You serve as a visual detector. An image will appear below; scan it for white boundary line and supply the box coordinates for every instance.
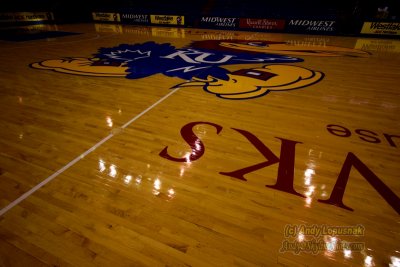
[0,88,180,217]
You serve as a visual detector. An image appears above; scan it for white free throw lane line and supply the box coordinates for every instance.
[0,88,180,217]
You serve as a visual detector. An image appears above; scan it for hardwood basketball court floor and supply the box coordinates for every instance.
[0,23,399,266]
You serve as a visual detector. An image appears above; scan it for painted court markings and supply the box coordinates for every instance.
[0,87,180,217]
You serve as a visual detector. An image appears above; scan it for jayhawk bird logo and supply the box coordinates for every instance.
[30,40,366,99]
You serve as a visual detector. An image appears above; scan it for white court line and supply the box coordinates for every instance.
[0,88,180,217]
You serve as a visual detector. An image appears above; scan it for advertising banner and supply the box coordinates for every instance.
[239,18,285,30]
[92,12,121,22]
[0,12,54,22]
[286,18,337,33]
[361,22,400,35]
[150,15,184,26]
[200,16,238,28]
[120,13,149,24]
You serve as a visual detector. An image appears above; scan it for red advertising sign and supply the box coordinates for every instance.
[239,18,285,30]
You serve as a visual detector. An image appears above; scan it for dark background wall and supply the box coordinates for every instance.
[1,0,399,21]
[0,0,399,36]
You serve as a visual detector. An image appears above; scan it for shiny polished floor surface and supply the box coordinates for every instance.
[0,23,399,266]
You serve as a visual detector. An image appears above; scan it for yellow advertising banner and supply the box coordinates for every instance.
[92,12,121,22]
[0,12,54,22]
[150,15,184,25]
[361,22,400,35]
